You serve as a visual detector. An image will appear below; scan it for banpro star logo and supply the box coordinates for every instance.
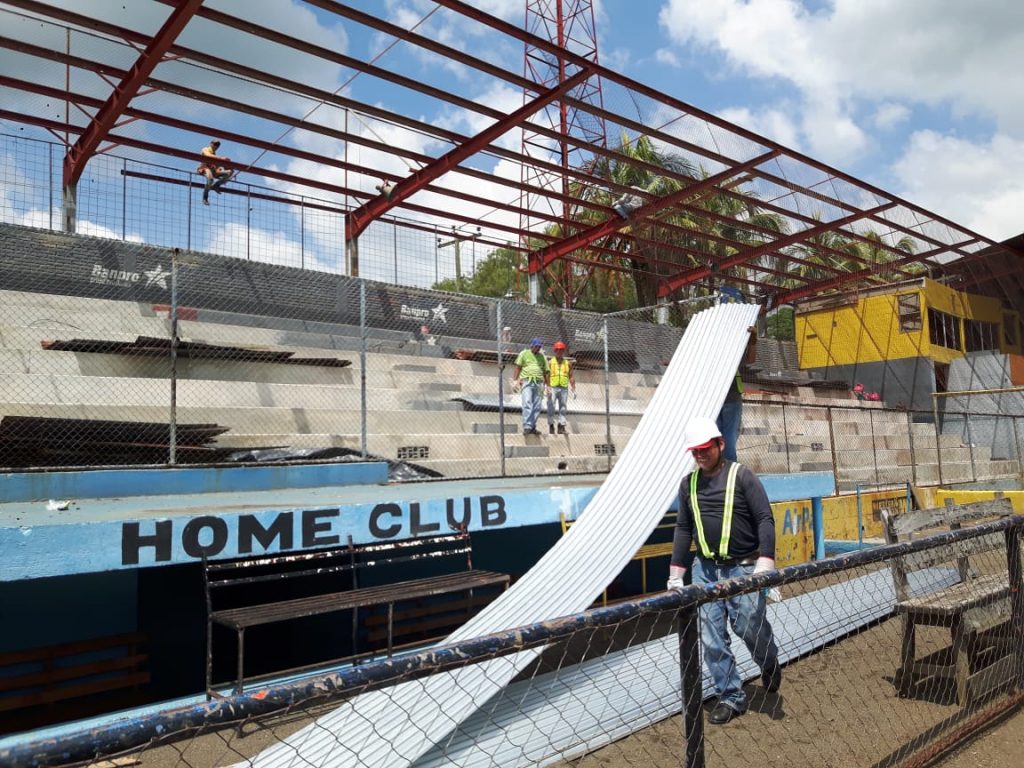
[400,301,449,325]
[89,263,170,291]
[144,265,170,290]
[430,303,449,324]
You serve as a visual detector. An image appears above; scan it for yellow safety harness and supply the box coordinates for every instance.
[690,462,742,560]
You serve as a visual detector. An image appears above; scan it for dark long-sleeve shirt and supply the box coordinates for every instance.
[671,461,775,566]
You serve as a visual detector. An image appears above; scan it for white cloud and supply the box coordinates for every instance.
[655,48,680,68]
[892,130,1024,241]
[718,106,802,153]
[204,222,305,266]
[658,0,1024,130]
[872,102,911,131]
[656,0,1024,235]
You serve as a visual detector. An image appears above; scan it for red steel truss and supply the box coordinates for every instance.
[520,0,606,308]
[0,0,1020,317]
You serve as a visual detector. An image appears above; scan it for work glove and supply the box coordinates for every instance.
[753,557,782,603]
[572,389,577,400]
[666,564,686,593]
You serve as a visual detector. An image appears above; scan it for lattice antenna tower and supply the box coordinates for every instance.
[520,0,607,307]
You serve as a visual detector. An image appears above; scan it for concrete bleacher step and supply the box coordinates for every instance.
[212,431,628,462]
[414,454,618,478]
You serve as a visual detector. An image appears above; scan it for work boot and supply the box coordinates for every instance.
[557,424,567,435]
[549,424,555,434]
[708,701,742,725]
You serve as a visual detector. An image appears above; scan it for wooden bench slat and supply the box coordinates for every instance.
[901,533,1004,572]
[212,571,510,629]
[0,671,150,712]
[891,498,1013,536]
[0,632,145,667]
[895,572,1009,616]
[363,594,496,630]
[0,653,147,693]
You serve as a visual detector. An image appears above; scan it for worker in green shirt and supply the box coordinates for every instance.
[512,338,548,435]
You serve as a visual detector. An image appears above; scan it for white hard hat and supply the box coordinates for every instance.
[683,416,722,451]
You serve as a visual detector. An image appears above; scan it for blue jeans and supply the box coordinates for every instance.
[547,386,568,427]
[520,381,542,431]
[717,401,742,462]
[693,558,779,712]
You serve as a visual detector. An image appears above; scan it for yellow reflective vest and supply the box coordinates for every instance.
[690,462,742,559]
[548,357,572,388]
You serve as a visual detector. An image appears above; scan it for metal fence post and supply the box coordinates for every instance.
[168,250,179,465]
[1004,518,1024,690]
[966,410,977,482]
[603,317,612,472]
[497,301,507,477]
[826,406,839,496]
[360,280,368,459]
[1014,416,1023,483]
[933,394,944,487]
[678,601,704,768]
[907,410,917,487]
[782,401,791,473]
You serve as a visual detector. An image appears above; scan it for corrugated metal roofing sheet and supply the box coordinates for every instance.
[417,568,959,767]
[242,302,760,768]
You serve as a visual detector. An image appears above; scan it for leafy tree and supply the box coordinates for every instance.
[432,246,520,297]
[765,306,795,340]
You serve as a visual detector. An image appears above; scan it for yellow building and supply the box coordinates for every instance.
[796,278,1022,409]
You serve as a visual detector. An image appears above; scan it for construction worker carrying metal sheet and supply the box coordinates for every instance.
[668,416,782,724]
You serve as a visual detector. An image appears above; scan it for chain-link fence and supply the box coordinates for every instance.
[739,401,1024,494]
[3,209,1023,488]
[5,502,1022,768]
[933,387,1024,488]
[0,207,720,477]
[4,132,1023,485]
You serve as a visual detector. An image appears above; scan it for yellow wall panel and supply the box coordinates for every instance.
[820,492,894,541]
[933,489,1024,514]
[797,290,927,367]
[797,280,1018,369]
[773,499,813,565]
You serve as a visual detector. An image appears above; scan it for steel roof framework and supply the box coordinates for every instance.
[0,0,1021,316]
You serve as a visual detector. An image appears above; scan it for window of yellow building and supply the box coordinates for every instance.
[928,308,961,350]
[897,293,922,332]
[965,319,998,352]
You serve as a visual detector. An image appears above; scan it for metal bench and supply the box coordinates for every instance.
[881,496,1017,704]
[203,531,509,695]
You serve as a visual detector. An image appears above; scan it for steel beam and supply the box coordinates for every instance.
[345,66,594,243]
[657,203,897,297]
[530,151,777,272]
[62,0,203,189]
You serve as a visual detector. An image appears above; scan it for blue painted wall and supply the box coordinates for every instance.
[2,471,833,582]
[0,570,137,653]
[1,462,388,504]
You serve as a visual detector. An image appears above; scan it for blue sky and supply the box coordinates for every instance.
[1,0,1022,285]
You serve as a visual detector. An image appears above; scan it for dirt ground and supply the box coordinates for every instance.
[559,609,1024,768]
[939,707,1024,767]
[107,609,1024,768]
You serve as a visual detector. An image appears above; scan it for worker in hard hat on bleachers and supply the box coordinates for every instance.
[545,341,575,435]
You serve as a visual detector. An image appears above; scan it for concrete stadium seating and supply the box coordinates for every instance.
[0,272,1018,487]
